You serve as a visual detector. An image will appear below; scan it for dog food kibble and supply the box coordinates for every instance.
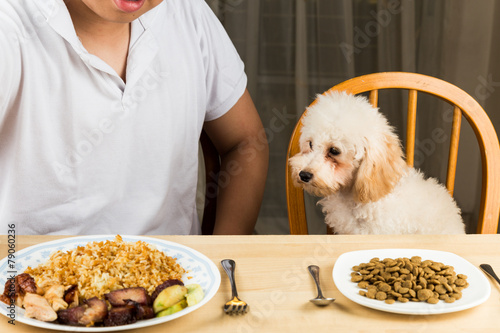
[350,256,469,305]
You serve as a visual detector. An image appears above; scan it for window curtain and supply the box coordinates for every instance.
[205,0,500,234]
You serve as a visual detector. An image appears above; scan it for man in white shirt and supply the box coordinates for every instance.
[0,0,269,235]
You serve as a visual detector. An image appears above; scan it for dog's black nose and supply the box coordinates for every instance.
[299,171,313,183]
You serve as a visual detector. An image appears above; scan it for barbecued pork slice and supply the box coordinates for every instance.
[0,294,11,305]
[0,278,17,305]
[105,287,151,306]
[57,297,108,326]
[23,293,58,322]
[103,306,137,327]
[0,274,43,306]
[151,279,184,301]
[57,305,86,325]
[16,273,40,294]
[124,299,154,320]
[79,297,108,326]
[63,285,79,308]
[44,285,68,312]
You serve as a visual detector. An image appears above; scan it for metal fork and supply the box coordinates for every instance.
[221,259,249,315]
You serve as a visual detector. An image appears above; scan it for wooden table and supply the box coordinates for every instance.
[1,234,499,332]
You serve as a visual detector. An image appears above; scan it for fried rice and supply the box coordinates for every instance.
[24,235,185,300]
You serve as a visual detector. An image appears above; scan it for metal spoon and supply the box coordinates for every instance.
[480,264,500,285]
[308,265,335,306]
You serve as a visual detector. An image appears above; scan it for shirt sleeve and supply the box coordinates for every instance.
[196,0,247,121]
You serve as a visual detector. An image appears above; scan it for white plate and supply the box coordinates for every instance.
[332,249,491,315]
[0,235,221,331]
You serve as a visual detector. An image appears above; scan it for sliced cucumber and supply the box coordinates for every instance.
[156,299,188,317]
[153,284,188,314]
[185,284,205,307]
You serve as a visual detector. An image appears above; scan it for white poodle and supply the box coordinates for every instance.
[289,91,465,234]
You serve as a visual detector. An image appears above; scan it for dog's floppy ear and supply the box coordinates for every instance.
[353,132,407,203]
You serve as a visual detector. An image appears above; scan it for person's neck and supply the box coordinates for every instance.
[65,1,131,81]
[65,0,131,42]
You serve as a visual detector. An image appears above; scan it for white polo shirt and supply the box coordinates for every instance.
[0,0,247,235]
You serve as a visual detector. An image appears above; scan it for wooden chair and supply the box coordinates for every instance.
[286,72,500,235]
[200,130,220,235]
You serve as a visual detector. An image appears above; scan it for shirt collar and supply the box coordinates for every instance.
[138,0,165,30]
[31,0,165,87]
[137,0,168,44]
[32,0,59,18]
[33,0,165,52]
[33,0,85,53]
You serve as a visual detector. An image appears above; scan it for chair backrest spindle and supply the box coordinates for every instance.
[446,106,463,196]
[406,89,418,167]
[369,90,378,106]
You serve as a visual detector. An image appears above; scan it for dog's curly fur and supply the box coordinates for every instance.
[289,91,465,234]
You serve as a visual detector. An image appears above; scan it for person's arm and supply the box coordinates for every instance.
[202,89,269,235]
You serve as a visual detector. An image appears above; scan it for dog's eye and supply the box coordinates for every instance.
[308,141,313,150]
[329,147,341,156]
